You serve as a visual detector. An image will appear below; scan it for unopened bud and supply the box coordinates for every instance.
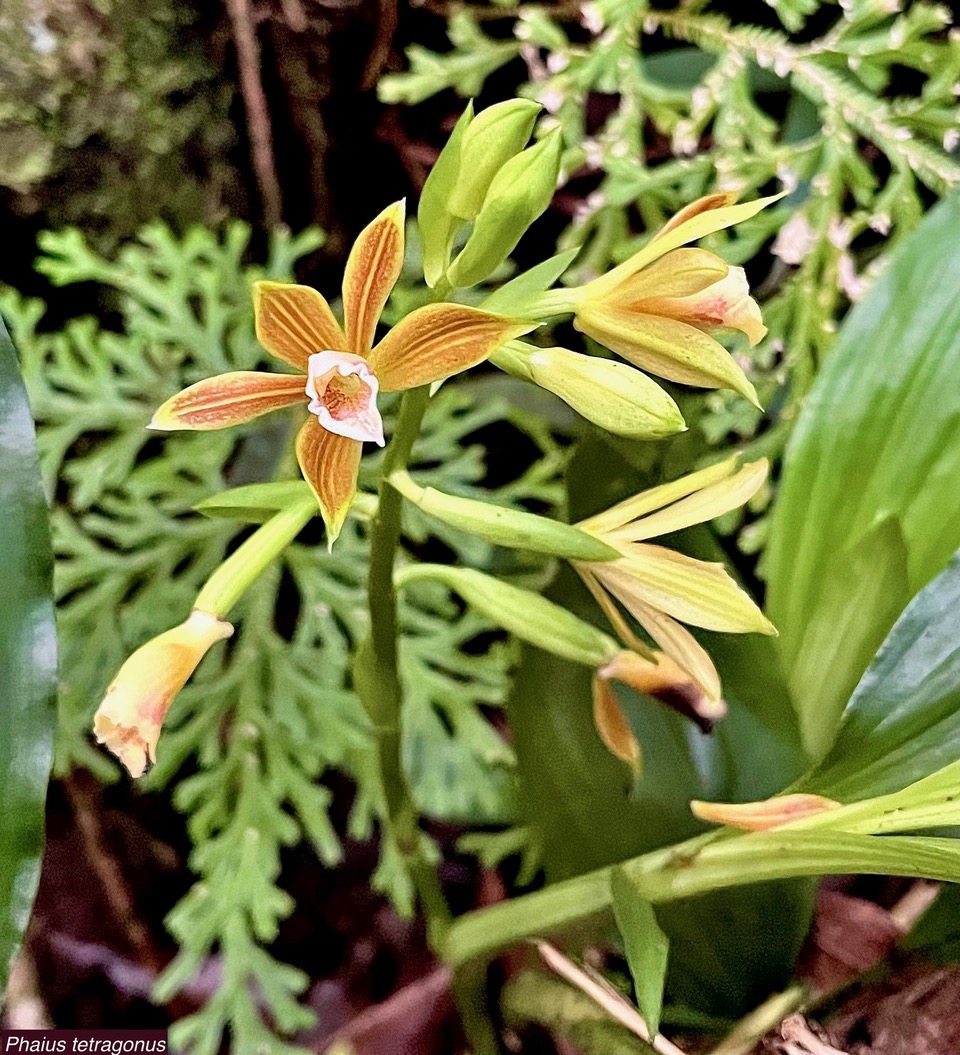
[690,793,840,832]
[448,130,563,288]
[395,564,617,668]
[492,343,686,439]
[390,470,618,562]
[448,100,542,220]
[419,102,474,288]
[600,650,725,732]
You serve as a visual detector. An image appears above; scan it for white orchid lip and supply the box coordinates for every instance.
[305,350,385,446]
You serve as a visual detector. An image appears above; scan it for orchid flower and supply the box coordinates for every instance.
[575,457,776,708]
[150,201,532,541]
[94,609,233,777]
[571,193,782,406]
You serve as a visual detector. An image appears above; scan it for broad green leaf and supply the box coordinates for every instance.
[800,551,960,800]
[766,190,960,757]
[611,869,669,1037]
[0,316,56,993]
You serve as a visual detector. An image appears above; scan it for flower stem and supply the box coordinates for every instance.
[527,287,582,318]
[354,386,452,944]
[194,496,317,618]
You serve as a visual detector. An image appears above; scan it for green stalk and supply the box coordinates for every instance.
[194,496,317,617]
[443,828,960,971]
[528,287,583,318]
[353,386,452,942]
[359,388,501,1051]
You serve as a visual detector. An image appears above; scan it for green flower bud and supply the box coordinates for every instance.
[492,342,687,440]
[418,101,474,288]
[390,470,619,561]
[447,130,563,289]
[395,564,618,668]
[448,100,542,221]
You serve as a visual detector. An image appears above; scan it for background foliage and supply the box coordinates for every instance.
[2,223,565,1049]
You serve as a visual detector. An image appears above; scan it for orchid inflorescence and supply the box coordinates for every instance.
[93,98,779,788]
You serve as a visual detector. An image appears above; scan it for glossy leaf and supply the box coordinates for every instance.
[800,552,960,800]
[0,316,56,991]
[611,868,669,1037]
[766,190,960,757]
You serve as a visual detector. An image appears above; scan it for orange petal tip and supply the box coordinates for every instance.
[690,793,840,832]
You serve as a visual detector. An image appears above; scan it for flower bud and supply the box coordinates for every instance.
[492,343,686,439]
[396,564,618,668]
[390,470,619,562]
[447,99,542,221]
[690,793,840,832]
[93,609,233,777]
[600,650,725,732]
[448,130,563,288]
[419,102,474,288]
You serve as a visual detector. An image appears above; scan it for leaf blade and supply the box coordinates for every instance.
[766,189,960,756]
[611,868,669,1037]
[0,315,57,990]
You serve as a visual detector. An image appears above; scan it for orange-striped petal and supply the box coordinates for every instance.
[295,417,362,546]
[342,201,406,354]
[253,281,347,370]
[368,304,533,392]
[150,372,306,431]
[586,192,784,298]
[632,266,767,347]
[652,193,737,244]
[615,248,729,302]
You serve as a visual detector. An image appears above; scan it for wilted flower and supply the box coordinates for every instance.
[691,793,840,832]
[592,647,726,775]
[150,201,531,542]
[571,193,781,406]
[94,609,233,777]
[575,458,776,707]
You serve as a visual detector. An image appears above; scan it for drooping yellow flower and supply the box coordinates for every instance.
[572,193,781,406]
[574,457,776,707]
[93,609,233,777]
[591,647,723,776]
[150,201,532,542]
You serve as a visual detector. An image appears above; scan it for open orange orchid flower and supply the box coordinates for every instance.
[150,201,533,541]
